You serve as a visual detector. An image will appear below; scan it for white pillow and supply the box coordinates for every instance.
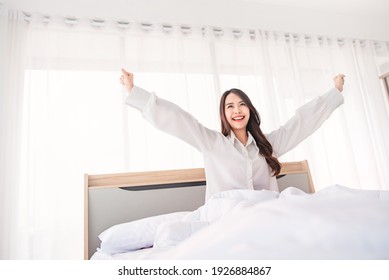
[98,211,189,254]
[153,220,209,248]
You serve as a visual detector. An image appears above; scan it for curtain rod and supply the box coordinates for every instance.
[13,10,389,47]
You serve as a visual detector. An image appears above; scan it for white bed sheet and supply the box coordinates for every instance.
[91,185,389,260]
[91,247,173,260]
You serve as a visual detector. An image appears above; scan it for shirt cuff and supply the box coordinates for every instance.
[323,87,344,109]
[125,86,152,111]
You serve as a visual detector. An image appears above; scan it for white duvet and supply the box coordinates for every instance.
[93,185,389,260]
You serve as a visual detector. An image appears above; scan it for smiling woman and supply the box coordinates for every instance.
[120,69,345,200]
[220,88,282,176]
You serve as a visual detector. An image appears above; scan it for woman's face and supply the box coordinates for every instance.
[224,93,250,133]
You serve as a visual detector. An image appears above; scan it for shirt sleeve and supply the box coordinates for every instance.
[266,87,344,157]
[125,86,219,152]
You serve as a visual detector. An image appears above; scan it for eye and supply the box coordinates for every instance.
[226,105,233,109]
[239,102,246,106]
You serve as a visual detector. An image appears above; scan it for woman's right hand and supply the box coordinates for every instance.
[333,74,345,93]
[120,68,134,93]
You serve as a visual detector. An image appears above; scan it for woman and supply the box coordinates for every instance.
[120,69,345,200]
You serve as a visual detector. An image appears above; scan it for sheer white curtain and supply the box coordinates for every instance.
[1,10,389,259]
[0,11,29,259]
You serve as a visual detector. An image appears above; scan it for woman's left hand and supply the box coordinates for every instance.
[120,68,134,93]
[334,74,345,93]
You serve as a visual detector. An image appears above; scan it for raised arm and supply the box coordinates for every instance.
[120,69,219,152]
[266,74,345,157]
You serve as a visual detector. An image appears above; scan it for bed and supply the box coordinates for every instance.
[84,160,389,260]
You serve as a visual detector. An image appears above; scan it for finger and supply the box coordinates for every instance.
[333,75,345,82]
[122,70,134,79]
[121,68,129,76]
[337,74,345,79]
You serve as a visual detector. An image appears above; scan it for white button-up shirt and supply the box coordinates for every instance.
[126,86,344,200]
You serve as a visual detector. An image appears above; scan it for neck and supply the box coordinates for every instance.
[233,129,248,145]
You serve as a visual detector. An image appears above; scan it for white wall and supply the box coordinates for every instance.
[1,0,389,41]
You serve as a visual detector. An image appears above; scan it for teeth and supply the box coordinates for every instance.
[233,116,244,120]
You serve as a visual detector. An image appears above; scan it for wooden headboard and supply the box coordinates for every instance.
[84,160,314,259]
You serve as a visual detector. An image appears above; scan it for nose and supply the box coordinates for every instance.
[234,107,241,114]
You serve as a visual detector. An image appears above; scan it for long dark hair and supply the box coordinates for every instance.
[219,88,281,176]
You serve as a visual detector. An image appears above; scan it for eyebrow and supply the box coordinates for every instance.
[225,101,245,107]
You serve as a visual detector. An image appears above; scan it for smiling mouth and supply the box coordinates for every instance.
[232,116,245,121]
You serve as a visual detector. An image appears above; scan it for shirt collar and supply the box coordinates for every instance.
[228,131,254,146]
